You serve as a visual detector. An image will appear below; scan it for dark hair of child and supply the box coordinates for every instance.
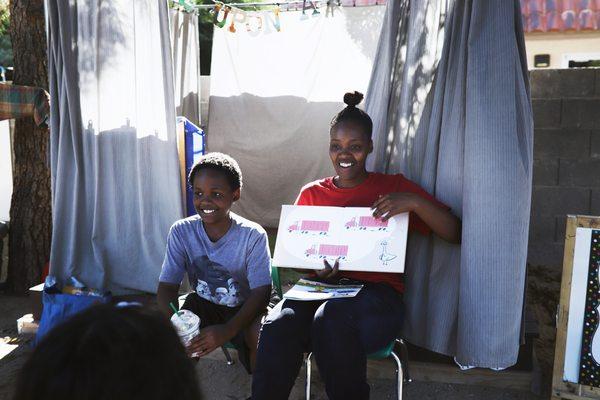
[330,91,373,139]
[13,305,202,400]
[188,152,243,191]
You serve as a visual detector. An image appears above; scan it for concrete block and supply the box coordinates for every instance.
[557,69,596,98]
[528,214,556,242]
[555,215,568,243]
[527,242,565,268]
[533,159,559,185]
[532,99,561,128]
[561,99,600,129]
[592,190,600,216]
[592,130,600,158]
[559,159,600,187]
[530,70,559,99]
[531,69,596,98]
[531,186,590,216]
[534,128,590,159]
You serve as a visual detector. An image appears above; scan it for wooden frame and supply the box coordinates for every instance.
[552,215,600,400]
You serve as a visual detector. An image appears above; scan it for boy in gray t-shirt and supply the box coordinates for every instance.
[157,153,271,372]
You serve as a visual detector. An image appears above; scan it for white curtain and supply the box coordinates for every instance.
[170,9,201,125]
[208,7,385,227]
[46,0,183,294]
[366,0,533,368]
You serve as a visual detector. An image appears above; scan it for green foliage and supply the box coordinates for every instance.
[191,0,256,74]
[195,0,215,74]
[0,0,11,67]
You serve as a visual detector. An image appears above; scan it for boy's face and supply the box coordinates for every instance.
[192,169,240,226]
[329,123,373,183]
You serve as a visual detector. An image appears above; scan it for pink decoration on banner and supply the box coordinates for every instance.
[376,0,386,4]
[354,0,377,5]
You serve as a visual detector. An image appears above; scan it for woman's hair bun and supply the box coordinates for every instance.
[343,91,364,107]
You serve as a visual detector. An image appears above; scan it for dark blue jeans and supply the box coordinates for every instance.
[251,282,403,400]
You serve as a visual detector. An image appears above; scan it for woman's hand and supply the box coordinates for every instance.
[371,192,420,221]
[314,257,340,281]
[187,324,235,357]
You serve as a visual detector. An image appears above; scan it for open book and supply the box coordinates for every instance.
[283,279,363,301]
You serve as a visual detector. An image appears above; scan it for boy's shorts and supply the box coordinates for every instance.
[181,292,258,373]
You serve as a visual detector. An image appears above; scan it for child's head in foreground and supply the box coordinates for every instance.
[329,91,374,186]
[188,152,243,224]
[13,305,201,400]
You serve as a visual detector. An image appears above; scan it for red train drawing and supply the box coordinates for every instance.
[288,220,330,235]
[345,216,388,231]
[305,244,348,260]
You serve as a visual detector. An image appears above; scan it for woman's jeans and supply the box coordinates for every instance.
[251,282,403,400]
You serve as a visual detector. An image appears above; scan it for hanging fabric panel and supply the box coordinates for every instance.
[366,0,533,368]
[46,0,183,294]
[170,8,202,125]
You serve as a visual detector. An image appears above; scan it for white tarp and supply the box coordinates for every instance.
[208,6,385,227]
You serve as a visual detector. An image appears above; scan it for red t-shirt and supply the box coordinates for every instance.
[294,172,449,293]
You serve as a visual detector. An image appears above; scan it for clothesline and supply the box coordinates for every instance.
[194,1,326,9]
[173,0,383,11]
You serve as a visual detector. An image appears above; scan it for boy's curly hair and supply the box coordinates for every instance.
[188,152,243,191]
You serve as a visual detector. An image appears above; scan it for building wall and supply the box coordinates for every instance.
[529,68,600,267]
[525,32,600,69]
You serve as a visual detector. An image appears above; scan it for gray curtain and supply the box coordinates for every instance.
[366,0,533,368]
[46,0,183,294]
[170,9,201,125]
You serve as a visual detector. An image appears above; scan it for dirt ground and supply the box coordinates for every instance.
[0,292,548,400]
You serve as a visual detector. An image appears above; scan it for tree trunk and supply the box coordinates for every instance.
[6,0,50,293]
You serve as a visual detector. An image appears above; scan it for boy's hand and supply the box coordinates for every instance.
[315,257,340,281]
[372,192,420,221]
[187,324,235,357]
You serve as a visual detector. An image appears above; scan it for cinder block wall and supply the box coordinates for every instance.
[529,68,600,267]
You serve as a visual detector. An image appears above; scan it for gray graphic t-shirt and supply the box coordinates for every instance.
[159,213,271,307]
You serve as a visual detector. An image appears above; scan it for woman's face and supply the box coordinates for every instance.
[329,122,372,187]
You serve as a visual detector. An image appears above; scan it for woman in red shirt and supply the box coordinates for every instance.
[252,92,461,400]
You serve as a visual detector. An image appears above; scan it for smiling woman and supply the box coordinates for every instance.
[328,92,373,189]
[251,92,461,399]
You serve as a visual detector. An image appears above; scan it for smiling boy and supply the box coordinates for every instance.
[157,152,271,372]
